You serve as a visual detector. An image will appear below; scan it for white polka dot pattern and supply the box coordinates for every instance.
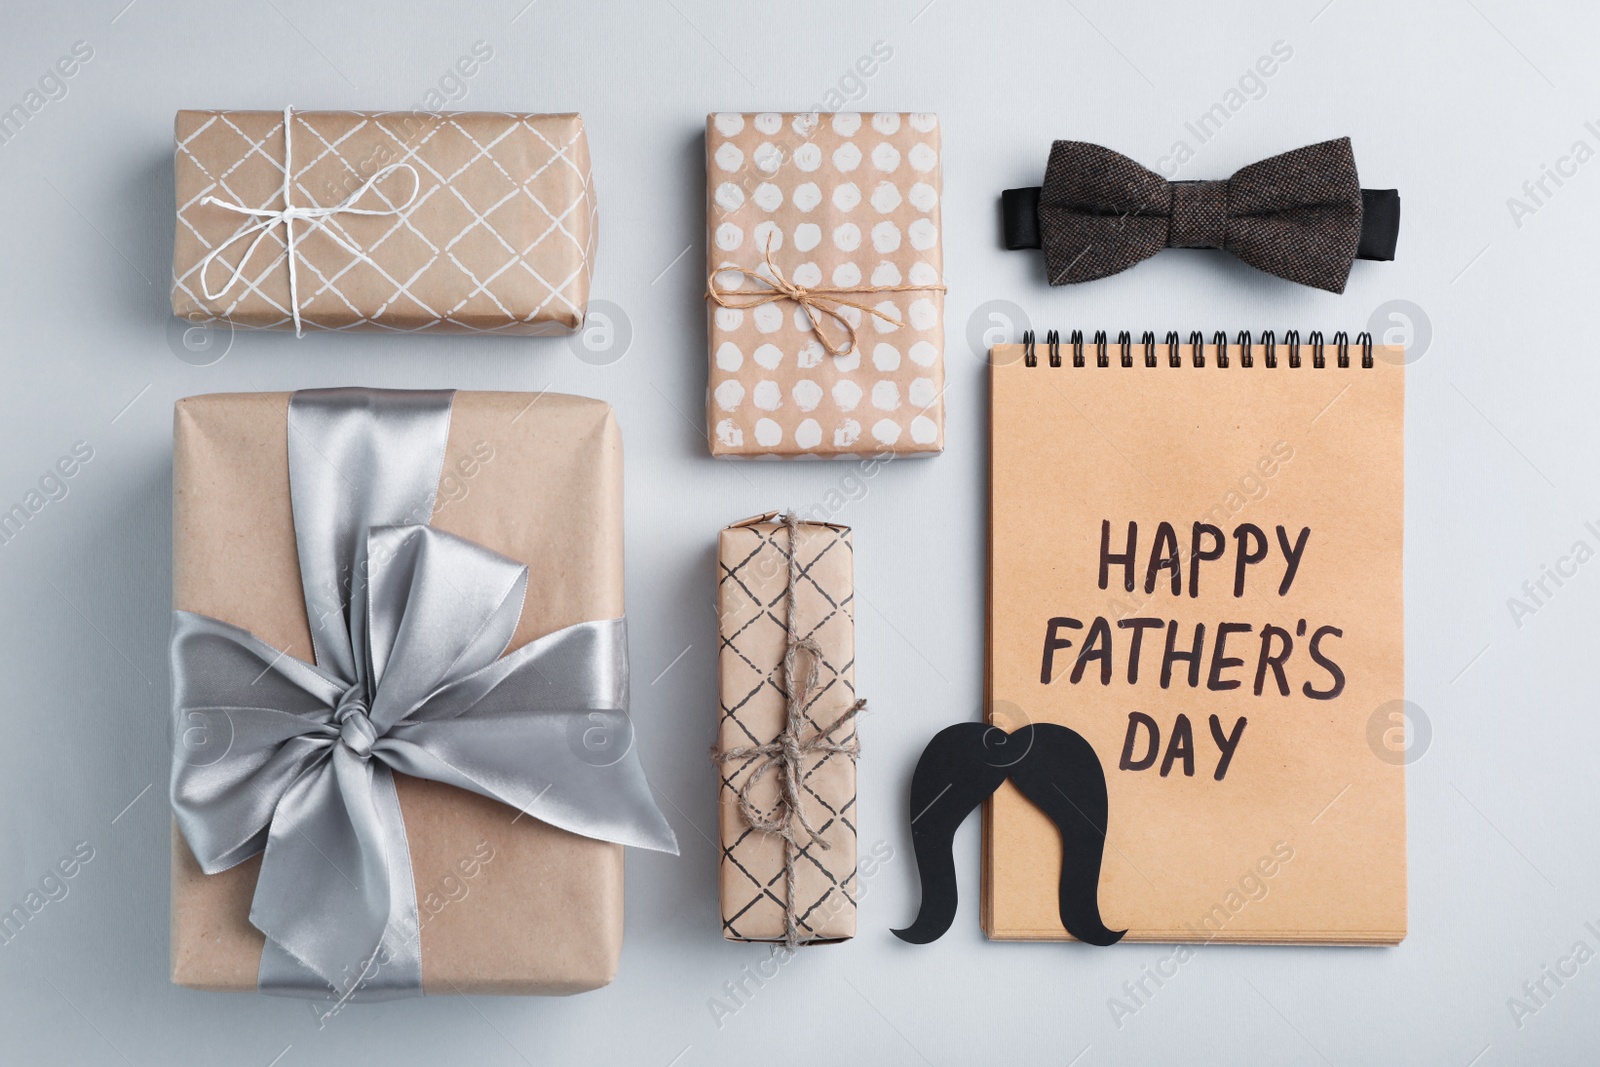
[704,113,943,457]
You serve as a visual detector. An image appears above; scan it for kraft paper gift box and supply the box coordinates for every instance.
[705,112,945,458]
[171,110,596,334]
[170,391,627,994]
[714,514,859,942]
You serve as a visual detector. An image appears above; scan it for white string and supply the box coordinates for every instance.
[197,106,421,337]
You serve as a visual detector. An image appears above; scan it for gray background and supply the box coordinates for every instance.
[0,0,1590,1063]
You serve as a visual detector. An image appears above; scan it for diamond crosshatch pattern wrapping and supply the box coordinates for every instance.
[172,110,596,334]
[716,515,859,942]
[705,112,945,457]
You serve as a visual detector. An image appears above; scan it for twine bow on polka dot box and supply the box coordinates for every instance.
[704,113,946,459]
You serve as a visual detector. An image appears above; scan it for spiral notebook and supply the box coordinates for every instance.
[983,330,1406,945]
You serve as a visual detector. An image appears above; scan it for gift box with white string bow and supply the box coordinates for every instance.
[171,109,595,335]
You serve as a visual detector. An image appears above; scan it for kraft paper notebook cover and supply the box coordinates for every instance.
[983,330,1405,945]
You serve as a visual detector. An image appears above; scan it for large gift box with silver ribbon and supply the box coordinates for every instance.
[171,109,596,335]
[168,389,675,1000]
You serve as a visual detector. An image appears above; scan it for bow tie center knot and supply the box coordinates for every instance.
[335,686,377,758]
[1167,180,1229,250]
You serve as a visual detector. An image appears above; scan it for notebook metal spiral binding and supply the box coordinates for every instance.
[1016,330,1375,368]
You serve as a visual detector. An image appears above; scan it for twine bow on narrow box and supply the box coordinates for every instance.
[713,512,864,948]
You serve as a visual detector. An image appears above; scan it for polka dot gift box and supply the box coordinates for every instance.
[704,112,944,458]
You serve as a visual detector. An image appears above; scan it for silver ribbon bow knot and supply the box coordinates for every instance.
[170,389,677,1000]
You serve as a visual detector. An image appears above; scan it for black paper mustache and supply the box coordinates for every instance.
[893,722,1124,946]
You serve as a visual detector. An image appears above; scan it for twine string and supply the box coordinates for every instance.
[713,511,864,948]
[706,238,947,357]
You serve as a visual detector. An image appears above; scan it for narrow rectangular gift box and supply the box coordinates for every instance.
[705,112,945,458]
[171,390,641,996]
[172,109,596,334]
[714,513,861,943]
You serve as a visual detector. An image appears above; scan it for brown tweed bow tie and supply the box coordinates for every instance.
[1002,137,1400,293]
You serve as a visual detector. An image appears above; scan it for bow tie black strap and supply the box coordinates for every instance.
[1001,137,1400,293]
[1011,185,1401,255]
[1001,187,1399,258]
[1356,188,1402,261]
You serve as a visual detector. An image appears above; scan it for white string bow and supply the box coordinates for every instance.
[197,106,420,337]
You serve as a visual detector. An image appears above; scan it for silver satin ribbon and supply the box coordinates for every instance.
[169,388,677,1001]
